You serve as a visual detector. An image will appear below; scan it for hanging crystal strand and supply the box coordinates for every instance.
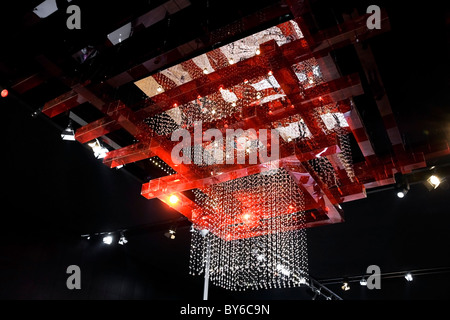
[334,114,356,183]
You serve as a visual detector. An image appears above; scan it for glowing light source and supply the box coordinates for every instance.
[169,195,179,204]
[88,139,109,159]
[103,235,113,245]
[397,191,406,198]
[1,89,8,98]
[341,281,350,291]
[428,175,441,189]
[405,273,413,282]
[61,121,75,141]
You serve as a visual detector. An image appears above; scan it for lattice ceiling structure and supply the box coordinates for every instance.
[20,1,449,291]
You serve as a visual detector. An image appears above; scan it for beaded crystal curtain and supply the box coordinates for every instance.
[189,168,309,291]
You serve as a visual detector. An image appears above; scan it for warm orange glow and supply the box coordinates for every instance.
[243,213,251,220]
[169,194,179,204]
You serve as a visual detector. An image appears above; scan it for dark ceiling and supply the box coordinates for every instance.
[1,0,450,306]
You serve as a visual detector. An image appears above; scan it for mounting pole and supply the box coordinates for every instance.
[203,236,211,300]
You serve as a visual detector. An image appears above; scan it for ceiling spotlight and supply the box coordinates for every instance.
[405,273,413,282]
[88,139,109,159]
[61,120,76,141]
[396,190,407,198]
[118,235,128,245]
[341,281,350,291]
[360,277,367,286]
[394,172,409,198]
[102,235,113,245]
[255,48,261,55]
[156,85,163,93]
[428,175,441,189]
[228,58,235,65]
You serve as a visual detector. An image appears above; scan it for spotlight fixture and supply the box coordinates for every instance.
[427,175,441,189]
[165,227,176,240]
[102,235,113,245]
[61,120,76,141]
[404,273,413,282]
[341,280,350,291]
[118,235,128,245]
[88,139,109,159]
[255,48,261,55]
[394,172,409,198]
[360,277,367,286]
[396,190,407,198]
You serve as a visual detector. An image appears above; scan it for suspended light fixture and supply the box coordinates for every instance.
[61,120,76,141]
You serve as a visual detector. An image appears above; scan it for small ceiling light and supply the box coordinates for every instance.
[169,229,176,239]
[360,278,367,286]
[428,175,441,189]
[228,58,235,65]
[405,273,413,282]
[118,234,128,245]
[156,85,163,93]
[1,89,8,98]
[255,48,261,55]
[61,121,76,141]
[169,194,179,204]
[341,281,350,291]
[256,92,261,99]
[103,235,113,245]
[203,68,209,74]
[88,139,108,159]
[397,190,407,198]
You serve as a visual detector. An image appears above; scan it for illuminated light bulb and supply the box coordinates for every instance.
[169,195,179,204]
[428,175,441,189]
[287,137,292,142]
[228,58,235,65]
[256,92,261,99]
[156,85,163,92]
[308,77,314,84]
[1,89,8,98]
[243,213,250,220]
[397,191,406,198]
[267,70,273,76]
[244,79,249,84]
[231,102,236,107]
[405,273,413,281]
[255,48,261,55]
[103,235,113,245]
[211,109,216,115]
[203,68,209,74]
[173,103,178,108]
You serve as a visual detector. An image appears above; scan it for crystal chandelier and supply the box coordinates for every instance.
[189,168,309,291]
